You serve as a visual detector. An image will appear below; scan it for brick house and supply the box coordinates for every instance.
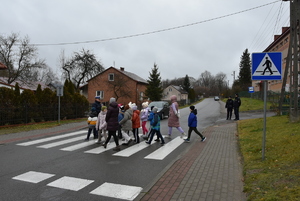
[162,85,188,105]
[84,67,148,106]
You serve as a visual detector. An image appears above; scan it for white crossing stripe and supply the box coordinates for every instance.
[47,176,94,191]
[144,136,184,160]
[90,182,142,200]
[60,140,96,151]
[17,130,86,146]
[113,142,149,157]
[84,140,122,154]
[12,171,55,183]
[37,135,86,149]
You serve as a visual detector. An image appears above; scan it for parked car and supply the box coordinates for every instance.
[214,96,220,101]
[148,101,170,119]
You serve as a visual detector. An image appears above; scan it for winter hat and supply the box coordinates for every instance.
[152,107,158,113]
[95,96,100,99]
[190,105,195,110]
[131,103,137,111]
[170,95,177,102]
[101,106,107,111]
[109,97,116,103]
[142,101,149,108]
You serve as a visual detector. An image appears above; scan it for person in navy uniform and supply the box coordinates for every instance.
[225,96,234,120]
[233,94,241,120]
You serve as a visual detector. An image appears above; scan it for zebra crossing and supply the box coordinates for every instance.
[16,130,185,160]
[12,171,142,200]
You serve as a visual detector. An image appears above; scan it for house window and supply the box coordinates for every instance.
[96,91,104,99]
[140,92,144,101]
[108,73,114,81]
[169,88,172,91]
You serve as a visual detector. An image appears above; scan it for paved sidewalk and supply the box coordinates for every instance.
[137,121,246,201]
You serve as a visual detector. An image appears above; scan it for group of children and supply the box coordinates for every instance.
[85,100,206,146]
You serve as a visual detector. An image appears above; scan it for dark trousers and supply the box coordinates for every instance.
[105,130,119,146]
[132,128,139,143]
[187,127,204,139]
[227,108,233,120]
[234,107,240,120]
[87,127,97,139]
[148,129,165,144]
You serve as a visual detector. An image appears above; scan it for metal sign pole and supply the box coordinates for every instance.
[58,96,61,124]
[262,81,267,161]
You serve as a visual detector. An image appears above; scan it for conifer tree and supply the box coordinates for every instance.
[183,74,191,93]
[145,63,163,101]
[237,49,252,91]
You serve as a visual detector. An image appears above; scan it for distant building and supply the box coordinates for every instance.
[162,85,188,104]
[0,77,49,93]
[82,67,148,106]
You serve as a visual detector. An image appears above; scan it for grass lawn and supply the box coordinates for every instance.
[238,115,300,200]
[0,118,86,135]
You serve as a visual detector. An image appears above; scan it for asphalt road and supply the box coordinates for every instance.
[0,98,239,201]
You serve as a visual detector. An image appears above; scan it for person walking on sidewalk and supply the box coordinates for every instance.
[85,107,98,141]
[225,96,234,120]
[146,107,165,145]
[95,106,107,144]
[103,97,120,151]
[233,93,242,120]
[185,105,206,143]
[167,95,186,138]
[119,104,133,146]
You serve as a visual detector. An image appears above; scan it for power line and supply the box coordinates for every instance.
[33,1,281,47]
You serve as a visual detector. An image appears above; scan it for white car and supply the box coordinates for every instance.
[214,96,220,101]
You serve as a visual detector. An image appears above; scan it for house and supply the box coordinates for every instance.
[162,85,188,104]
[84,67,148,106]
[0,62,7,70]
[252,27,290,93]
[0,77,49,93]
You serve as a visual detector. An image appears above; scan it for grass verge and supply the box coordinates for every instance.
[238,115,300,200]
[0,118,86,135]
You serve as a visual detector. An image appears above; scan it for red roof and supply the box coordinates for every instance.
[0,62,7,70]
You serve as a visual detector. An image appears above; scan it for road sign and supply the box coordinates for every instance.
[252,52,282,80]
[248,86,254,93]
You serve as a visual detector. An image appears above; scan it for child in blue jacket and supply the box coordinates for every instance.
[145,107,165,145]
[185,105,206,143]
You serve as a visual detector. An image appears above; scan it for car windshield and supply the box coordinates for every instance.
[148,102,164,108]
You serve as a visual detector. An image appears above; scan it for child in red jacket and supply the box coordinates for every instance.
[131,103,141,143]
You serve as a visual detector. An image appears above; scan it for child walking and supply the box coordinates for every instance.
[85,107,98,141]
[96,106,108,144]
[185,105,206,143]
[140,101,149,136]
[145,107,165,145]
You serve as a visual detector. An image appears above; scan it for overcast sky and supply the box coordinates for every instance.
[0,0,290,86]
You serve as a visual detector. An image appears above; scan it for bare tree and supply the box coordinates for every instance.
[0,33,46,84]
[105,73,133,101]
[30,65,59,84]
[60,48,105,89]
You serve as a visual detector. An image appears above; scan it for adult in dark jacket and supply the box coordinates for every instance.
[103,97,120,151]
[92,96,102,116]
[225,96,234,120]
[233,94,242,120]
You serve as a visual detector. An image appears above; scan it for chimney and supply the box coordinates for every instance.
[120,67,125,71]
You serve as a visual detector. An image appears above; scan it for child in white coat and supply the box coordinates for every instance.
[96,106,108,144]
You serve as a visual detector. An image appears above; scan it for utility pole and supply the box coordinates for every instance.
[289,0,299,122]
[279,0,300,122]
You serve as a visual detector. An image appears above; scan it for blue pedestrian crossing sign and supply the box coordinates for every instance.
[252,52,282,80]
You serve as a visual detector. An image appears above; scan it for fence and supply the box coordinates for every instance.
[0,104,88,126]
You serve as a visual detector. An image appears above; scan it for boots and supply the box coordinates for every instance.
[113,145,121,151]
